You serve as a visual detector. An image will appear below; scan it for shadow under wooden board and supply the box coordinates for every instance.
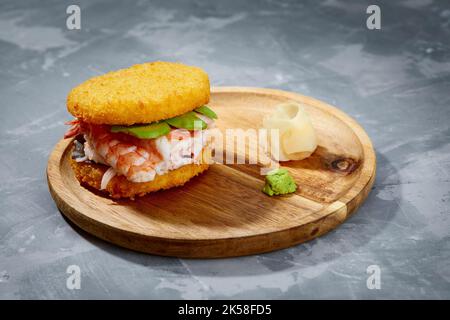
[47,87,376,258]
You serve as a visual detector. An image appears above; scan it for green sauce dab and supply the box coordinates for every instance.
[262,168,297,196]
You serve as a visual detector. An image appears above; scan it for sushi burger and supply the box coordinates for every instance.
[64,61,216,199]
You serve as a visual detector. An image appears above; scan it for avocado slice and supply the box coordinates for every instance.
[111,122,171,139]
[165,112,207,130]
[195,105,218,119]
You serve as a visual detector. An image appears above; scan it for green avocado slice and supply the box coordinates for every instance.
[194,105,218,119]
[165,112,207,130]
[110,122,171,139]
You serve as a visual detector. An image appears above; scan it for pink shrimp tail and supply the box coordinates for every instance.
[64,119,81,139]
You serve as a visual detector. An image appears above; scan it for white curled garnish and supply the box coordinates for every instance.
[262,102,317,161]
[195,112,216,128]
[75,156,88,162]
[100,167,116,190]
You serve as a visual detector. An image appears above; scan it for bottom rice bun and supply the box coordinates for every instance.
[71,148,210,199]
[63,61,217,199]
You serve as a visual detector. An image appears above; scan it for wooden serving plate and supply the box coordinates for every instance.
[47,87,376,258]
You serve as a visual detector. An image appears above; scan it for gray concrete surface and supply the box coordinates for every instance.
[1,0,449,299]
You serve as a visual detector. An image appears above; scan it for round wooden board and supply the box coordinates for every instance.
[47,87,376,258]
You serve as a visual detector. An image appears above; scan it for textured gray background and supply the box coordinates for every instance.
[1,0,449,299]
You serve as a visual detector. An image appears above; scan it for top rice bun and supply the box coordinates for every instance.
[67,61,210,125]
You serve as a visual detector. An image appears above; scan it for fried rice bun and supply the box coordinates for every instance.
[67,61,210,125]
[71,148,210,199]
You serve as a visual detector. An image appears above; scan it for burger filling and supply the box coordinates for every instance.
[65,106,217,189]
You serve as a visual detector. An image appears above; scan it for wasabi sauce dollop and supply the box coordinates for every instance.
[262,168,297,196]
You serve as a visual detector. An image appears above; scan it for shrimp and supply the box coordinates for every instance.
[167,129,196,169]
[81,122,162,183]
[64,119,81,138]
[167,128,208,167]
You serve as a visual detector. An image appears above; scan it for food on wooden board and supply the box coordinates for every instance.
[64,61,217,199]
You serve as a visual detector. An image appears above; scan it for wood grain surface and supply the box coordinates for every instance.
[47,87,376,258]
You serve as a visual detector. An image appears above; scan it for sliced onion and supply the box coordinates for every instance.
[194,112,215,128]
[75,156,88,162]
[100,167,116,190]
